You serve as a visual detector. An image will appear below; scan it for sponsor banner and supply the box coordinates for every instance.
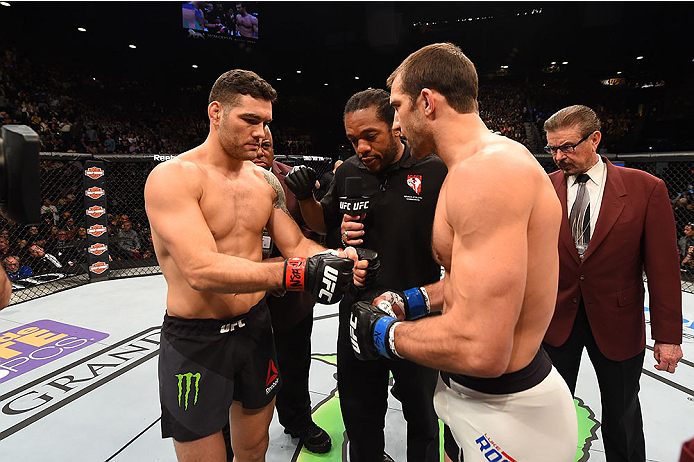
[83,161,109,280]
[0,327,159,441]
[0,320,109,385]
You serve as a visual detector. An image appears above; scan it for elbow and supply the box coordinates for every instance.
[461,347,510,378]
[181,266,210,292]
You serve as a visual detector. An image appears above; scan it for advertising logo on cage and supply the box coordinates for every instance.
[86,206,106,219]
[84,167,104,180]
[87,225,107,237]
[0,320,109,384]
[88,243,108,256]
[85,187,105,199]
[89,262,109,275]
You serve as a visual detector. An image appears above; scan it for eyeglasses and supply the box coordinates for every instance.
[544,132,593,155]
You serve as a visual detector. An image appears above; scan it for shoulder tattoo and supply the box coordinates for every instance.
[262,169,291,216]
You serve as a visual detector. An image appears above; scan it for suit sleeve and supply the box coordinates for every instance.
[643,178,683,345]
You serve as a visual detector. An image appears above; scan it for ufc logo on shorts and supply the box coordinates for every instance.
[318,265,339,302]
[349,312,360,354]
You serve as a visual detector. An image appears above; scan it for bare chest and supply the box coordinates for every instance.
[198,174,272,249]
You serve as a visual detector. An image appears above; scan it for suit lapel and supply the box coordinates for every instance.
[551,172,581,264]
[582,157,626,261]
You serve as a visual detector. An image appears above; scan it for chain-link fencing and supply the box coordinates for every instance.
[3,153,333,306]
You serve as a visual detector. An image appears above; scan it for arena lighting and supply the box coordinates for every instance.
[637,56,644,60]
[191,64,198,68]
[617,71,622,74]
[324,83,328,86]
[129,44,137,49]
[77,27,87,32]
[0,2,10,6]
[501,65,509,69]
[296,70,301,74]
[276,78,281,81]
[551,61,556,65]
[562,61,569,65]
[355,76,360,80]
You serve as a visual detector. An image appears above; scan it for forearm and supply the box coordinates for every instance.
[286,236,328,258]
[297,198,327,234]
[393,312,508,377]
[184,252,285,293]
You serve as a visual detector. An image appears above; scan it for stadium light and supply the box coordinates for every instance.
[296,70,302,74]
[0,2,10,6]
[78,27,87,32]
[355,76,360,80]
[636,56,643,60]
[129,44,137,49]
[192,65,198,69]
[562,61,569,65]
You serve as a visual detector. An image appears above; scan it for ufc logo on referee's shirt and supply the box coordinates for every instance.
[318,265,339,303]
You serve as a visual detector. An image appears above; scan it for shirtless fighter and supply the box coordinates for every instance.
[350,43,578,461]
[145,69,373,462]
[235,3,258,38]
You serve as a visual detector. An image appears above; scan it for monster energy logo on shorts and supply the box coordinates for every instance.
[175,372,201,410]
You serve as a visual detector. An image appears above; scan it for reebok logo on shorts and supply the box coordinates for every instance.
[265,359,279,394]
[175,372,201,410]
[475,434,517,462]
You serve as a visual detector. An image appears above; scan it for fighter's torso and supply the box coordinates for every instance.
[154,154,274,319]
[432,138,562,374]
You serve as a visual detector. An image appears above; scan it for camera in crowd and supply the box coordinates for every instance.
[0,125,41,224]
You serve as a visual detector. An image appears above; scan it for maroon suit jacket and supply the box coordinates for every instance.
[544,157,682,361]
[265,160,321,332]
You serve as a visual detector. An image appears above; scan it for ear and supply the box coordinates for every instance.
[420,88,435,117]
[208,101,222,126]
[591,130,602,149]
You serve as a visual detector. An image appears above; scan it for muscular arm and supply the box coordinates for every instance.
[0,271,11,309]
[145,161,285,293]
[262,169,326,257]
[393,162,532,377]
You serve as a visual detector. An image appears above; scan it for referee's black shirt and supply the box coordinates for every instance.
[321,143,447,291]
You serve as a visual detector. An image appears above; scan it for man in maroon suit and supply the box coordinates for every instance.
[542,105,683,462]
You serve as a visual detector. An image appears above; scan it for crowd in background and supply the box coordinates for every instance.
[2,44,694,282]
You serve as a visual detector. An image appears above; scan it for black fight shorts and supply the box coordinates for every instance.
[159,299,282,442]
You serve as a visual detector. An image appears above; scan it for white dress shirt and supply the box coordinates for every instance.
[566,157,607,241]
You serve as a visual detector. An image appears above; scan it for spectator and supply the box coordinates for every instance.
[116,220,141,259]
[26,244,63,274]
[4,255,33,281]
[40,198,59,224]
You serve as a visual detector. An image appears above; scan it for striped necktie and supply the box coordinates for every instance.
[570,173,590,259]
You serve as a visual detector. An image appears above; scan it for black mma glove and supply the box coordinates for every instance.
[350,301,402,361]
[374,287,430,320]
[283,251,353,304]
[355,248,380,287]
[285,165,317,201]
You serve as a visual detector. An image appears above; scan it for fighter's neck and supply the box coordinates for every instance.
[432,113,489,168]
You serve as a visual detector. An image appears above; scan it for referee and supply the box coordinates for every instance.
[285,88,447,462]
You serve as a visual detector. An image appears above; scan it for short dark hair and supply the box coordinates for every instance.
[343,89,395,125]
[208,69,277,109]
[387,42,478,114]
[544,105,602,137]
